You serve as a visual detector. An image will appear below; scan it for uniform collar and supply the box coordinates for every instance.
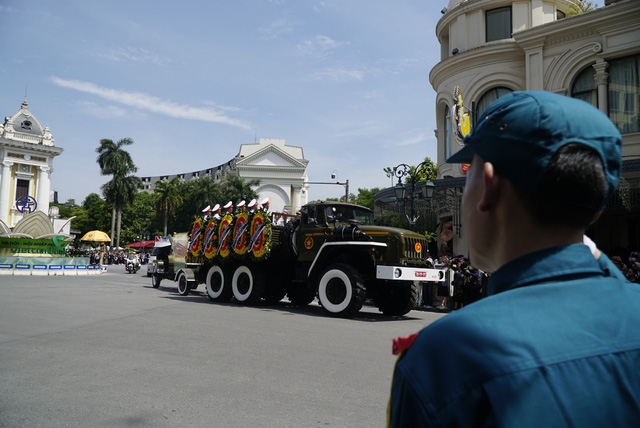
[488,244,603,296]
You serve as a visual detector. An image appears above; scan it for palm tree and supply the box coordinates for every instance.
[102,175,141,248]
[219,175,259,204]
[154,177,183,236]
[96,138,139,248]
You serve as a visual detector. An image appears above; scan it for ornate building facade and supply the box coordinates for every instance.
[0,100,63,227]
[141,138,309,213]
[429,0,640,258]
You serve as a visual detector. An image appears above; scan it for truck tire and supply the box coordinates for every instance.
[177,271,191,296]
[232,264,265,305]
[374,281,420,316]
[287,286,316,306]
[317,263,365,317]
[263,268,290,304]
[151,273,162,288]
[206,265,232,302]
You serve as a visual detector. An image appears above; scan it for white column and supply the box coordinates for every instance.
[37,165,51,215]
[0,160,14,224]
[291,185,302,213]
[593,61,609,115]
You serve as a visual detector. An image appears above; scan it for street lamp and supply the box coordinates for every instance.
[138,230,149,251]
[306,169,350,203]
[393,162,435,229]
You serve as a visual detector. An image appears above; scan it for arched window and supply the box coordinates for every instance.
[444,105,452,159]
[609,53,640,134]
[475,87,512,124]
[571,66,597,107]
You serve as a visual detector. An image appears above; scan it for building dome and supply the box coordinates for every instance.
[6,99,45,136]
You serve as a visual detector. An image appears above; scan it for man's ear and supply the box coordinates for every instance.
[478,161,500,212]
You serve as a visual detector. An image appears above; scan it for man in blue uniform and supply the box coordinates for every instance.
[388,91,640,427]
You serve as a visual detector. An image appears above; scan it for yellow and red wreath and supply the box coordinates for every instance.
[203,219,219,259]
[189,217,204,257]
[249,211,272,259]
[218,214,234,258]
[233,212,250,255]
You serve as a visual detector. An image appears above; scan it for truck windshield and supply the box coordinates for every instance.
[326,205,373,225]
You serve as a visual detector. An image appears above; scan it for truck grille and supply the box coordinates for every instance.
[404,237,428,262]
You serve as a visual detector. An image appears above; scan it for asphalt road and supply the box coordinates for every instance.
[0,268,447,428]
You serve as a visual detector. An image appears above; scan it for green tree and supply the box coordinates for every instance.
[154,177,183,236]
[82,193,110,233]
[567,1,598,16]
[405,157,438,183]
[120,191,161,244]
[355,187,381,210]
[96,138,140,248]
[218,175,260,204]
[189,175,222,212]
[101,174,142,248]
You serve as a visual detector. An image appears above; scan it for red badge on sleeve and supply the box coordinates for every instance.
[392,332,420,355]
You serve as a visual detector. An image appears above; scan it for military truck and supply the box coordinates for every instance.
[151,201,445,317]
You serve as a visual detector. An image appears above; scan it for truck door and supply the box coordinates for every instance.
[297,205,329,263]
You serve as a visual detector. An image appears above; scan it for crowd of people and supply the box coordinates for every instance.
[611,251,640,283]
[420,249,639,311]
[86,250,150,266]
[419,255,489,311]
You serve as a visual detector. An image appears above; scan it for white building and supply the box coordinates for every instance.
[233,138,309,213]
[141,138,309,214]
[429,0,640,257]
[0,100,63,227]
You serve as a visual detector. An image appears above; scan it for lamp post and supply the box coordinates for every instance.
[138,230,149,252]
[393,162,435,230]
[306,169,350,203]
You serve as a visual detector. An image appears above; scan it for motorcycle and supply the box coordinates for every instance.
[125,255,140,274]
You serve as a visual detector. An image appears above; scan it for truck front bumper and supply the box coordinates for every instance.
[376,265,446,282]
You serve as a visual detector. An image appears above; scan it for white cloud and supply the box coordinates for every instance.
[312,1,327,12]
[77,101,128,119]
[51,76,251,129]
[363,89,384,99]
[335,120,382,138]
[260,17,295,39]
[297,35,348,59]
[96,46,170,66]
[398,132,427,146]
[307,67,363,82]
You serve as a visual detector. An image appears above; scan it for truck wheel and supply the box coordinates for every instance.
[287,287,316,306]
[206,265,232,302]
[177,271,191,296]
[374,281,420,316]
[232,265,265,305]
[264,268,290,304]
[151,274,162,288]
[264,285,287,304]
[317,263,365,317]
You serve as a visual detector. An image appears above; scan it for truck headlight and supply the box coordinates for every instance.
[394,268,402,278]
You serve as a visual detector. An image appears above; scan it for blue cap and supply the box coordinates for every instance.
[446,91,622,207]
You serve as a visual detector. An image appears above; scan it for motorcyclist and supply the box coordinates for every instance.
[125,254,140,273]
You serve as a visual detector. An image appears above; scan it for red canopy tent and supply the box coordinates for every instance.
[123,240,156,249]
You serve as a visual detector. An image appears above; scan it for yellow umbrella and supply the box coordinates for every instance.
[80,230,111,242]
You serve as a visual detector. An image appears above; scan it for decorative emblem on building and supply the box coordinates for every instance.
[15,195,37,214]
[453,86,471,140]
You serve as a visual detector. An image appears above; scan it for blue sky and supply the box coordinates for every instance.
[0,0,604,204]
